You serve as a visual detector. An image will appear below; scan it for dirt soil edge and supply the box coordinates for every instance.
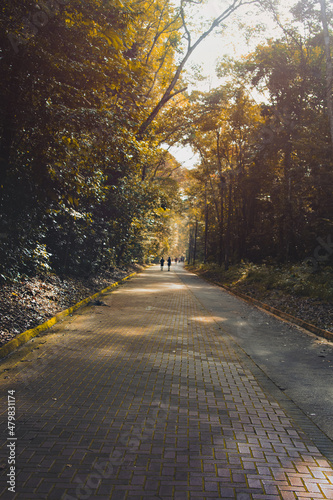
[186,267,333,343]
[0,272,136,360]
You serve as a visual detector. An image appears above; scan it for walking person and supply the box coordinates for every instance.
[160,257,165,271]
[167,256,171,271]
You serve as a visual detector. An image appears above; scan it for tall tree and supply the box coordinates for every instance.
[318,0,333,151]
[136,0,259,143]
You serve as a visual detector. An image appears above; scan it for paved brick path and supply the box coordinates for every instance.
[0,265,333,499]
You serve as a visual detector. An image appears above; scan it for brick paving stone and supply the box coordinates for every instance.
[1,265,333,499]
[252,496,281,500]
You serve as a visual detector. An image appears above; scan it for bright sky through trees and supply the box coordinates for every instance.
[1,0,331,274]
[169,0,300,167]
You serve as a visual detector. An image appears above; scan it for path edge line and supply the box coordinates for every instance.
[186,268,333,342]
[0,272,137,360]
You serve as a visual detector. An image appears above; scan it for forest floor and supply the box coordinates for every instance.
[186,262,333,335]
[0,265,142,348]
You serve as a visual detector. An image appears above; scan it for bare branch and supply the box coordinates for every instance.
[137,0,256,143]
[180,0,191,51]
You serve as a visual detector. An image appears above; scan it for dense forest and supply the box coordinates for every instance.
[182,1,333,269]
[0,0,189,278]
[0,0,332,281]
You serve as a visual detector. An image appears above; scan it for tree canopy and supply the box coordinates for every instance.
[182,2,333,268]
[0,0,332,279]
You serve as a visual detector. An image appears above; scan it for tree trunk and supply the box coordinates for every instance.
[137,0,246,152]
[225,182,233,271]
[187,226,193,264]
[204,183,208,263]
[193,220,198,265]
[285,139,293,261]
[319,0,333,153]
[218,178,224,266]
[216,131,225,266]
[0,106,13,194]
[116,244,125,266]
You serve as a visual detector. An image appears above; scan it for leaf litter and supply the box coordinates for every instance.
[0,266,140,348]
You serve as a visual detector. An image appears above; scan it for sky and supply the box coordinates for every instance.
[168,0,298,168]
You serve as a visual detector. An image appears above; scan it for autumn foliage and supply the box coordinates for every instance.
[0,0,332,280]
[0,0,187,277]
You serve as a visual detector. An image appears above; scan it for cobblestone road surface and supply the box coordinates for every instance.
[0,265,333,499]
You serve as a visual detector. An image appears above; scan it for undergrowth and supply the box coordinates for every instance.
[186,262,333,302]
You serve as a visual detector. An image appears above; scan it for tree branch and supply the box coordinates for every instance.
[137,0,253,143]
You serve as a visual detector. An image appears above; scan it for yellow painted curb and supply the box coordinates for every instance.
[0,272,137,360]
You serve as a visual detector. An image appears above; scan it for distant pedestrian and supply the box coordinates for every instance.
[167,256,171,271]
[160,257,165,270]
[175,257,178,264]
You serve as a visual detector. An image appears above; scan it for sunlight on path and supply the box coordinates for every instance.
[0,265,332,499]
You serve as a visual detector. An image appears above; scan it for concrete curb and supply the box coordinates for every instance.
[187,268,333,342]
[219,283,333,342]
[0,272,136,360]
